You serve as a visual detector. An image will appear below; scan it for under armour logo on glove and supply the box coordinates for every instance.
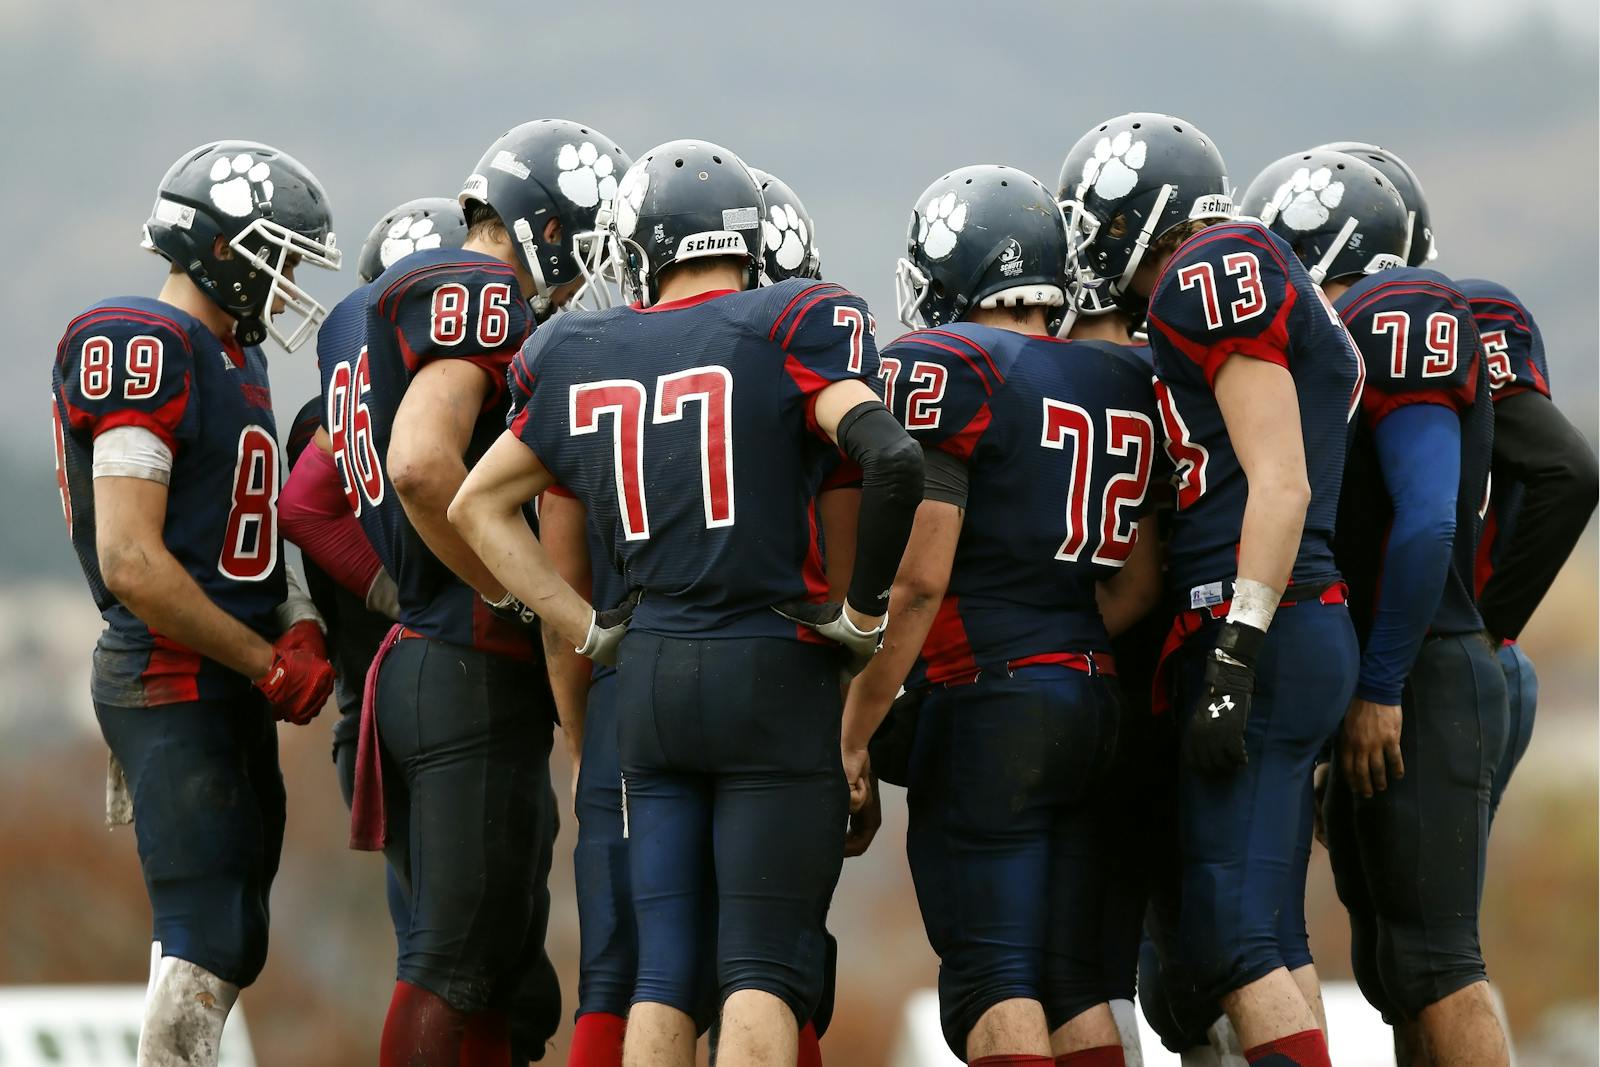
[1208,694,1234,719]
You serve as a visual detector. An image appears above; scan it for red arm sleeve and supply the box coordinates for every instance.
[280,445,386,600]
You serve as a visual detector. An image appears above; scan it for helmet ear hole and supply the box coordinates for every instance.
[1107,214,1129,240]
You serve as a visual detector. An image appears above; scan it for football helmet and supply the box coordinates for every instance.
[1057,114,1233,307]
[750,169,821,283]
[141,140,340,351]
[356,197,467,284]
[894,164,1070,332]
[602,139,765,307]
[459,119,631,316]
[1317,142,1437,266]
[1240,150,1410,284]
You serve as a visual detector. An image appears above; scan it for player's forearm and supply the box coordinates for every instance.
[542,494,595,756]
[542,626,590,759]
[391,451,507,601]
[1096,515,1163,637]
[100,537,274,681]
[1234,473,1308,596]
[450,495,593,649]
[818,488,861,602]
[1216,358,1309,599]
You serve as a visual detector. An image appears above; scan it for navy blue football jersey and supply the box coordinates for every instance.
[52,298,285,706]
[509,280,879,639]
[880,324,1163,686]
[1145,221,1363,602]
[350,248,536,657]
[1334,268,1492,637]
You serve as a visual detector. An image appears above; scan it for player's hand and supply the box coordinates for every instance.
[773,600,885,675]
[576,590,639,667]
[276,619,326,660]
[254,639,335,726]
[1182,621,1265,777]
[1312,761,1330,849]
[1341,698,1404,798]
[845,773,882,858]
[842,746,872,814]
[483,589,539,626]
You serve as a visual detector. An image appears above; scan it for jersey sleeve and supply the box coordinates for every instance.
[1341,283,1479,428]
[1460,282,1551,400]
[505,324,562,460]
[1146,225,1298,386]
[370,261,533,395]
[880,329,1003,461]
[55,308,196,452]
[765,282,883,432]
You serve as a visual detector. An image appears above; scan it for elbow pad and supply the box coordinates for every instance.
[835,402,923,615]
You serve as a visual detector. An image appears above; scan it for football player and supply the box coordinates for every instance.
[448,139,921,1067]
[840,164,1163,1067]
[340,121,627,1065]
[1318,143,1598,821]
[50,141,340,1067]
[1063,115,1364,1067]
[543,166,839,1067]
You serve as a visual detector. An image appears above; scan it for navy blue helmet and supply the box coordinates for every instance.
[141,140,340,350]
[895,164,1071,332]
[459,119,630,315]
[357,197,468,284]
[1316,141,1436,266]
[1057,113,1233,308]
[1241,150,1410,284]
[605,139,765,307]
[750,169,821,283]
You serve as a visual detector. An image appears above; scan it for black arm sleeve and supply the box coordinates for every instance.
[921,446,970,508]
[1479,390,1599,640]
[836,401,924,616]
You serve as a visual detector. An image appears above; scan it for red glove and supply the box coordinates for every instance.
[277,619,327,660]
[254,632,335,726]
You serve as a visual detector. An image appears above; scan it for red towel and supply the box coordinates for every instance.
[350,623,405,850]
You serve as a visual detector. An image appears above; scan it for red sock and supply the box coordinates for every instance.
[1244,1029,1332,1067]
[381,980,467,1067]
[568,1012,627,1067]
[1057,1045,1126,1067]
[459,1011,510,1066]
[970,1057,1054,1066]
[796,1021,822,1067]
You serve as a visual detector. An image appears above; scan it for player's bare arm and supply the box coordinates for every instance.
[447,429,593,651]
[1095,514,1164,637]
[540,489,596,775]
[840,498,961,810]
[96,475,275,681]
[1214,356,1310,601]
[388,357,507,601]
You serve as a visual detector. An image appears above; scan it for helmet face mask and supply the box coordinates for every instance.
[142,140,340,351]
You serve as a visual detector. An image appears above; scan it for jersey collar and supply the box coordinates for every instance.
[633,289,739,314]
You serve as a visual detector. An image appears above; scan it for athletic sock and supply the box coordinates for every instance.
[1057,1045,1127,1067]
[970,1057,1055,1066]
[568,1012,627,1067]
[381,980,467,1067]
[1243,1029,1332,1067]
[796,1021,822,1067]
[458,1011,510,1066]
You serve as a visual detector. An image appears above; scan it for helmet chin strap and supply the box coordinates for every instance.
[894,257,931,329]
[1309,216,1360,285]
[513,217,554,318]
[1113,184,1174,298]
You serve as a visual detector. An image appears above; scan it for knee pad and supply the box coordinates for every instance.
[505,949,562,1063]
[1376,920,1488,1021]
[1344,909,1401,1023]
[1137,939,1216,1054]
[148,873,272,988]
[139,956,239,1067]
[934,958,1040,1060]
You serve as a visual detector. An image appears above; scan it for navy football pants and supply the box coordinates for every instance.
[1325,633,1508,1021]
[906,665,1121,1056]
[375,636,560,1022]
[1171,600,1357,1003]
[1488,641,1537,820]
[95,694,285,988]
[617,632,846,1024]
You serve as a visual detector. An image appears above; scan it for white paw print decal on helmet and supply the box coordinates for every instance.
[918,192,967,261]
[1080,131,1147,200]
[764,203,810,272]
[208,153,273,218]
[614,162,650,238]
[556,142,618,209]
[380,214,444,270]
[1270,167,1345,231]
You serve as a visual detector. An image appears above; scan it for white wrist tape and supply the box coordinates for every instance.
[1226,577,1279,632]
[92,426,173,484]
[275,564,326,634]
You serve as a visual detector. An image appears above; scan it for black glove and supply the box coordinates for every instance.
[576,589,641,667]
[1182,621,1266,777]
[772,600,884,675]
[483,589,538,626]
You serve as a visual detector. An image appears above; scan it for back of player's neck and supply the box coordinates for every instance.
[965,308,1049,336]
[1067,316,1133,344]
[156,272,234,340]
[654,271,745,306]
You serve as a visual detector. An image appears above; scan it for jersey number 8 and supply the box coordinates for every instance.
[327,349,385,513]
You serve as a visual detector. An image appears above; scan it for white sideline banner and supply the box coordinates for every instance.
[0,985,255,1067]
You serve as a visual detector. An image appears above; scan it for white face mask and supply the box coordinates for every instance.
[231,218,341,352]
